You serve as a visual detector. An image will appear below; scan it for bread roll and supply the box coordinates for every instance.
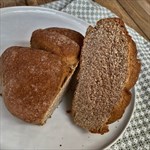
[30,28,84,66]
[1,46,70,124]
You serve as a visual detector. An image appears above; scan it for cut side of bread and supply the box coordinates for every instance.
[72,18,141,134]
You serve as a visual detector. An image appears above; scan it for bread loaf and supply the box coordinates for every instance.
[1,46,70,124]
[72,18,141,134]
[1,27,83,124]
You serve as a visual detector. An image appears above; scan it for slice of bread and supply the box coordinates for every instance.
[30,28,83,66]
[72,18,141,134]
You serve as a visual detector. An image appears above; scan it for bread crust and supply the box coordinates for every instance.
[45,27,84,48]
[101,19,141,134]
[30,28,83,66]
[1,27,83,124]
[2,46,70,124]
[107,32,141,124]
[72,18,141,134]
[96,18,141,133]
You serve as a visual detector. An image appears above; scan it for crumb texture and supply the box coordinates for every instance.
[72,18,131,132]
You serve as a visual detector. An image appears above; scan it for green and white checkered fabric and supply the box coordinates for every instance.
[41,0,72,10]
[41,0,150,149]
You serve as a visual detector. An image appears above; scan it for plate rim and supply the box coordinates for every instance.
[105,88,135,149]
[0,6,89,28]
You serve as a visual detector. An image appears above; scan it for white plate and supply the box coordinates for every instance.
[0,7,135,150]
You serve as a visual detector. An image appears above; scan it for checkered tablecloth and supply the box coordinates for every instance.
[41,0,150,149]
